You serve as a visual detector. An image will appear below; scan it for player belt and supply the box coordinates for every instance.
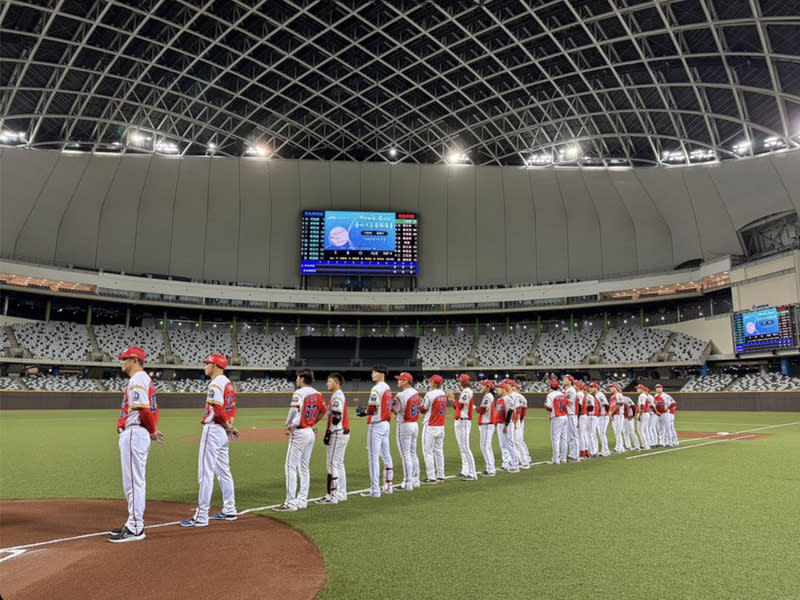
[331,429,350,435]
[457,418,471,421]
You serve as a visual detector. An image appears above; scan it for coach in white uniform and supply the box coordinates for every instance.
[359,365,395,497]
[449,374,477,480]
[563,376,580,461]
[318,372,350,504]
[393,372,421,490]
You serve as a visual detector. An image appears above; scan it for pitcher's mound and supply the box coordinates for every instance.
[0,500,327,600]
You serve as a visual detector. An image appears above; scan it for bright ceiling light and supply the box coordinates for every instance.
[0,129,26,144]
[764,136,785,149]
[526,153,551,166]
[388,147,397,158]
[207,142,217,151]
[245,144,270,157]
[447,150,468,164]
[689,148,715,161]
[127,129,152,147]
[560,144,581,161]
[155,139,179,154]
[733,140,750,155]
[661,150,685,162]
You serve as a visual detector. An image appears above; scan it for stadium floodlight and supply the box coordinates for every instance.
[689,149,715,161]
[525,153,552,166]
[733,140,751,155]
[0,129,26,144]
[127,129,152,147]
[559,144,581,161]
[764,136,785,149]
[155,139,179,154]
[661,150,685,163]
[207,142,217,151]
[389,147,397,158]
[447,150,469,164]
[245,143,270,157]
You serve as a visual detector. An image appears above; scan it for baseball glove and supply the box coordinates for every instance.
[323,429,331,445]
[356,407,367,417]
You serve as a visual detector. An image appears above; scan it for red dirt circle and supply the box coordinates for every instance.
[0,500,327,600]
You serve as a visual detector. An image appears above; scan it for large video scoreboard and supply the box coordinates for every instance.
[732,306,795,353]
[300,210,419,277]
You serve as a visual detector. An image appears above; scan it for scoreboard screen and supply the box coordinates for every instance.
[301,210,419,277]
[732,306,795,353]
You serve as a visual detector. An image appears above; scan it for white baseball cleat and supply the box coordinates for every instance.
[108,526,145,543]
[272,503,297,512]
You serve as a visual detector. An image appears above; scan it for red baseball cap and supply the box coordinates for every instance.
[204,354,228,370]
[550,381,560,390]
[590,382,599,388]
[480,380,495,389]
[395,372,414,383]
[428,374,444,385]
[637,384,647,390]
[501,379,518,388]
[458,374,471,383]
[117,347,147,361]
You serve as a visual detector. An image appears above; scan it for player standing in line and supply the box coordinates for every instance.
[274,369,326,512]
[421,375,448,483]
[608,384,625,453]
[622,394,640,451]
[665,386,679,446]
[563,376,580,462]
[181,354,239,527]
[448,374,477,480]
[653,384,676,447]
[493,384,511,469]
[495,380,520,472]
[318,372,350,505]
[109,347,164,543]
[587,383,600,457]
[577,382,593,459]
[636,384,652,451]
[509,381,532,469]
[544,380,568,464]
[357,365,395,497]
[592,382,611,457]
[476,380,497,476]
[393,372,422,491]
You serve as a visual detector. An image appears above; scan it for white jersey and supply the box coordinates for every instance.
[121,370,153,429]
[395,387,419,424]
[422,389,446,426]
[455,387,473,420]
[202,374,231,425]
[595,391,608,416]
[511,392,527,419]
[544,390,562,419]
[661,392,675,410]
[329,389,346,432]
[637,392,650,415]
[564,387,577,416]
[478,392,494,425]
[286,386,320,429]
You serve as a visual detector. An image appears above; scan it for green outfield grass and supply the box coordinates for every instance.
[1,408,799,599]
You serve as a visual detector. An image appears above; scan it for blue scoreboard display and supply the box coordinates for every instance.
[732,306,795,353]
[301,210,419,277]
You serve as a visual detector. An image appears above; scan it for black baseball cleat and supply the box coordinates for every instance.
[108,526,145,543]
[422,479,438,485]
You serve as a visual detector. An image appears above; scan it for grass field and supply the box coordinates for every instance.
[1,408,799,599]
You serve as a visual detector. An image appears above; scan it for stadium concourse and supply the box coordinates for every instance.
[1,1,800,599]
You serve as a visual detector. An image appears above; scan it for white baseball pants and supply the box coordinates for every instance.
[498,423,519,470]
[588,416,599,455]
[396,422,420,488]
[195,423,236,524]
[578,415,590,454]
[326,430,350,501]
[513,419,531,466]
[478,423,496,474]
[119,426,151,534]
[623,419,640,450]
[637,414,651,450]
[567,415,579,459]
[422,424,445,480]
[367,421,394,495]
[612,415,625,452]
[284,427,315,509]
[550,417,567,464]
[668,413,679,446]
[658,414,670,446]
[454,420,477,478]
[597,415,610,456]
[647,413,659,447]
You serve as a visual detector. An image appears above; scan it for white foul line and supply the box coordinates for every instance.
[627,420,800,460]
[0,549,27,564]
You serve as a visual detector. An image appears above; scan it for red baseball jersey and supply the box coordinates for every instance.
[424,390,448,426]
[118,370,159,431]
[653,394,667,414]
[493,396,507,424]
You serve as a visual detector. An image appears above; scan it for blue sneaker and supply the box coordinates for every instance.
[180,518,208,527]
[212,512,238,521]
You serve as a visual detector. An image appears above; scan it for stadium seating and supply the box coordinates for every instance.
[0,328,9,356]
[417,332,473,368]
[172,378,210,393]
[94,324,165,362]
[680,374,733,392]
[536,329,602,365]
[476,330,535,366]
[670,333,709,361]
[237,377,294,393]
[0,376,23,390]
[22,375,103,392]
[169,327,233,365]
[237,332,295,367]
[726,373,800,392]
[104,377,171,393]
[12,322,92,361]
[600,327,670,363]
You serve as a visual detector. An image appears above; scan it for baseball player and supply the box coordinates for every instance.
[420,374,448,483]
[666,388,679,447]
[652,384,675,447]
[587,383,600,457]
[448,374,477,480]
[181,354,240,527]
[496,380,520,472]
[591,382,610,457]
[608,385,625,453]
[622,395,640,451]
[636,384,652,451]
[544,381,568,464]
[274,369,327,512]
[109,347,164,543]
[393,372,421,491]
[508,381,532,469]
[577,382,593,459]
[476,380,496,476]
[358,365,394,497]
[318,372,350,504]
[563,376,580,461]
